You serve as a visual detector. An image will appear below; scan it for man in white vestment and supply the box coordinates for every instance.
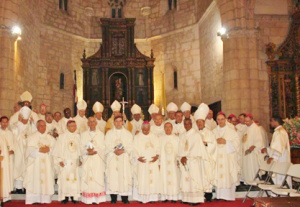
[45,112,59,138]
[0,116,15,190]
[179,118,209,205]
[133,122,160,203]
[38,104,47,121]
[53,112,62,135]
[194,104,217,202]
[10,91,39,127]
[150,114,165,137]
[0,128,12,203]
[213,112,240,201]
[181,102,195,122]
[58,108,73,134]
[105,115,133,204]
[261,116,291,186]
[160,122,180,202]
[205,109,217,130]
[105,100,133,134]
[52,120,81,204]
[172,111,186,136]
[24,120,56,204]
[73,100,88,134]
[93,101,106,134]
[236,113,247,138]
[241,114,265,184]
[130,104,143,136]
[148,104,159,126]
[255,120,270,148]
[11,106,36,193]
[80,117,106,204]
[165,102,178,124]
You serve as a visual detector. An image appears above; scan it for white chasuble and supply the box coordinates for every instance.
[105,127,133,195]
[52,131,81,201]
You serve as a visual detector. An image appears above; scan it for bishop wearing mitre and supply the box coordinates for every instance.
[165,102,178,124]
[148,104,159,126]
[105,100,132,134]
[194,103,217,202]
[130,104,143,136]
[11,106,36,193]
[73,100,88,134]
[9,91,39,128]
[92,101,106,133]
[80,117,106,204]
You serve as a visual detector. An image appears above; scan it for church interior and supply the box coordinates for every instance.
[1,0,300,205]
[1,0,298,130]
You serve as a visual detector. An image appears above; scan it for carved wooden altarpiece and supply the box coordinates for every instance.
[81,18,155,120]
[266,9,300,118]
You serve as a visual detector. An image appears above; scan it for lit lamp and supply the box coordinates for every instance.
[11,26,22,40]
[217,27,228,38]
[0,24,22,40]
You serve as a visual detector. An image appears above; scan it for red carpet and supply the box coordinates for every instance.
[4,199,253,207]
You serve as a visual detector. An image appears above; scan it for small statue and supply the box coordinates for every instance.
[265,42,276,60]
[107,0,126,18]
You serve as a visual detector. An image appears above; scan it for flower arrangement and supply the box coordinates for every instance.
[283,118,300,148]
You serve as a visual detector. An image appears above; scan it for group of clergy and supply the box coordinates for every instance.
[0,91,291,205]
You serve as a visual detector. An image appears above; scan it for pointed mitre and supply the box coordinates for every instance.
[166,102,178,112]
[20,91,33,102]
[180,102,191,112]
[111,100,121,112]
[93,101,104,113]
[148,104,159,114]
[77,100,87,110]
[131,104,141,115]
[194,103,209,121]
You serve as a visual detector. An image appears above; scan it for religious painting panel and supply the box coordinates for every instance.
[109,72,127,104]
[135,68,147,86]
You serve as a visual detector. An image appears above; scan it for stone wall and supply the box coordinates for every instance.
[0,0,295,131]
[199,2,223,105]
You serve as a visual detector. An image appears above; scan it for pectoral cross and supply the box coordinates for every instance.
[120,97,128,116]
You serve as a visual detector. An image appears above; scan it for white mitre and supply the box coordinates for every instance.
[194,103,209,120]
[166,102,178,112]
[131,104,141,115]
[20,106,32,120]
[93,101,104,113]
[180,102,191,112]
[77,100,87,110]
[111,100,121,112]
[148,104,159,114]
[20,91,33,102]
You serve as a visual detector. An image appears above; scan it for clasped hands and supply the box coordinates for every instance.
[216,137,226,144]
[39,146,50,153]
[87,148,97,156]
[138,154,159,163]
[59,161,82,167]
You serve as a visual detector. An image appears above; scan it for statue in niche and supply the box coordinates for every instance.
[107,0,126,18]
[138,72,144,86]
[114,78,123,101]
